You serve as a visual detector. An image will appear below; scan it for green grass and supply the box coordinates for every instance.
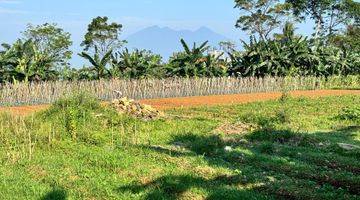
[0,94,359,199]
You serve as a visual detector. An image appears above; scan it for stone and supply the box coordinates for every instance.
[111,97,163,120]
[224,146,233,152]
[338,143,360,150]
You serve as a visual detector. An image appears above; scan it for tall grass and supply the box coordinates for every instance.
[0,94,149,161]
[0,76,359,106]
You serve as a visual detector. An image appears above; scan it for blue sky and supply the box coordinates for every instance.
[0,0,315,65]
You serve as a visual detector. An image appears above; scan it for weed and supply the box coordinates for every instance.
[338,106,360,121]
[0,95,359,199]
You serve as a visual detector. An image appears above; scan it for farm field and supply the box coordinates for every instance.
[1,89,360,116]
[0,93,359,199]
[1,0,360,199]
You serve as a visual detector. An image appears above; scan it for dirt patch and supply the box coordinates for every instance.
[214,122,257,135]
[0,104,49,116]
[1,90,359,116]
[141,90,360,110]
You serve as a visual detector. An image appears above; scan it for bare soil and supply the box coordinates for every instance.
[1,90,359,116]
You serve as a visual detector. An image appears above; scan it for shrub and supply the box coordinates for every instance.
[42,93,117,145]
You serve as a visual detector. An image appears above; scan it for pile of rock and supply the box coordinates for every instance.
[111,97,162,120]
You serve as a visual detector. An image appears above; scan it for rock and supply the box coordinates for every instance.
[111,97,163,120]
[224,146,233,152]
[338,143,360,150]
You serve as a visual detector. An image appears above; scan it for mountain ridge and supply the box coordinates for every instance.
[125,26,230,59]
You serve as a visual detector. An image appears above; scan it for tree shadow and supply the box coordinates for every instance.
[118,174,268,200]
[119,126,360,199]
[40,187,67,200]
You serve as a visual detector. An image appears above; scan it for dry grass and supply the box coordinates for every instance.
[0,76,359,106]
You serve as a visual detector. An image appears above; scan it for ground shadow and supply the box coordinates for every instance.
[119,126,360,199]
[40,187,67,200]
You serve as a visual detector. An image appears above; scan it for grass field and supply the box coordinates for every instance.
[0,94,359,199]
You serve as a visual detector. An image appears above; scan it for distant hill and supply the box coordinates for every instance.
[125,26,229,60]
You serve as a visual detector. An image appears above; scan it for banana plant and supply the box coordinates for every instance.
[110,48,164,79]
[0,39,59,83]
[167,39,227,77]
[79,46,112,79]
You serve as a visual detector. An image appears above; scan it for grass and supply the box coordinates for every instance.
[0,94,359,199]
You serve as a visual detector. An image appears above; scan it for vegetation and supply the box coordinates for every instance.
[111,48,165,79]
[0,94,359,199]
[0,1,359,83]
[1,75,359,106]
[0,24,72,83]
[234,0,293,41]
[229,23,360,77]
[0,1,359,199]
[167,39,227,77]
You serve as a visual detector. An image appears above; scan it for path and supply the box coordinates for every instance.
[1,90,359,116]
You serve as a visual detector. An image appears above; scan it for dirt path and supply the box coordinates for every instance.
[1,90,359,116]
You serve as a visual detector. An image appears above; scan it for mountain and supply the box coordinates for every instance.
[125,26,229,60]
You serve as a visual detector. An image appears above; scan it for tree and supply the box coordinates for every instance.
[219,41,236,53]
[1,39,59,83]
[234,0,293,40]
[286,0,360,38]
[81,16,126,57]
[330,25,360,51]
[23,23,72,67]
[273,21,297,40]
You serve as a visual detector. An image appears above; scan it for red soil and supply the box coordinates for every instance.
[1,90,359,116]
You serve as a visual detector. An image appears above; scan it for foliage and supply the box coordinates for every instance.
[338,106,360,121]
[218,40,236,53]
[1,5,359,83]
[78,46,113,79]
[23,23,73,67]
[81,16,126,56]
[167,39,228,77]
[286,0,360,37]
[234,0,293,40]
[329,25,360,52]
[229,23,360,77]
[111,48,165,79]
[42,93,119,145]
[0,39,59,83]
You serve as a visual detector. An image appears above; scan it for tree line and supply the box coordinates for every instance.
[0,0,359,83]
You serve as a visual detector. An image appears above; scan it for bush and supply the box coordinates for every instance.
[42,93,119,145]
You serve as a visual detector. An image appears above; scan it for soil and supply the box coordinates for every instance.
[1,90,359,116]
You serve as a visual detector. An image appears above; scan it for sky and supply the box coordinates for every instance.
[0,0,315,66]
